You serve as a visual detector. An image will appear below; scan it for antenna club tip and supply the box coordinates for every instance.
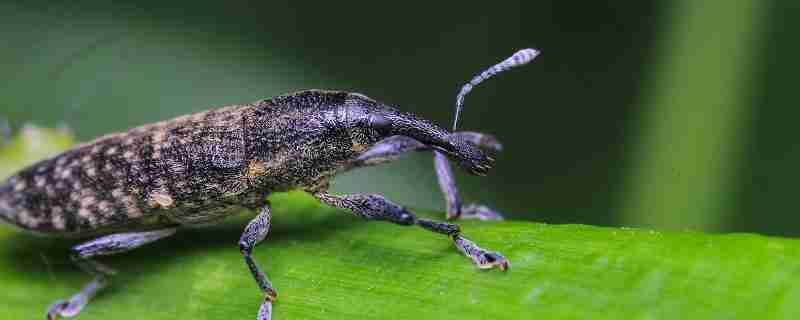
[452,47,541,132]
[511,48,541,64]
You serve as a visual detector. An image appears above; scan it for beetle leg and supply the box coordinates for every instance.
[352,135,428,167]
[353,132,506,220]
[416,218,509,270]
[47,228,177,320]
[433,151,504,221]
[435,131,504,220]
[314,192,509,270]
[353,132,500,167]
[239,203,277,320]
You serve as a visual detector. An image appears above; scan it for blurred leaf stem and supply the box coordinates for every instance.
[619,0,767,231]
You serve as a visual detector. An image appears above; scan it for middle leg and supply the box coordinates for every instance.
[314,192,508,270]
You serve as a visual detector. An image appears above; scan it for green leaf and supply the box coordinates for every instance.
[1,129,798,320]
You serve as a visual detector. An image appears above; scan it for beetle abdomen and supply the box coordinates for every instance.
[0,103,256,236]
[0,134,171,236]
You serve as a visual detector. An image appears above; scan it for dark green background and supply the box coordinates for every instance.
[2,1,798,236]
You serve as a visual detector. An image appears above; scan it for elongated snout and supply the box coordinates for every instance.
[436,137,495,176]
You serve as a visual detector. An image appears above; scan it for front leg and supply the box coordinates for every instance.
[314,192,508,270]
[240,203,276,320]
[435,131,504,220]
[352,135,427,167]
[434,151,504,221]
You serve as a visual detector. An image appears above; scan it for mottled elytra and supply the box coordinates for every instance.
[0,48,539,320]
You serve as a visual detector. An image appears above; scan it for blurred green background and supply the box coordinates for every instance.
[1,1,798,236]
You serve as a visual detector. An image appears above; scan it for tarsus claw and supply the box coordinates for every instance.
[453,234,510,271]
[481,252,510,271]
[46,300,68,320]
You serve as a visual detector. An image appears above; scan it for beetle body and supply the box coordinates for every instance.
[0,90,488,237]
[1,48,539,320]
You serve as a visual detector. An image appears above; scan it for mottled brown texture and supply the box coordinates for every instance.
[0,89,492,237]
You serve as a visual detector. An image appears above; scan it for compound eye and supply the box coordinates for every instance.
[368,114,392,133]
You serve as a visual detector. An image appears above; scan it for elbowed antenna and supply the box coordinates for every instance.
[452,48,540,132]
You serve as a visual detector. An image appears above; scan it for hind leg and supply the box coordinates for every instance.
[47,228,176,319]
[353,132,505,220]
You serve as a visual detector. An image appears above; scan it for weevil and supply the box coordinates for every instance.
[0,48,539,320]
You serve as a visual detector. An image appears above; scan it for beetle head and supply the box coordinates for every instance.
[341,93,494,176]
